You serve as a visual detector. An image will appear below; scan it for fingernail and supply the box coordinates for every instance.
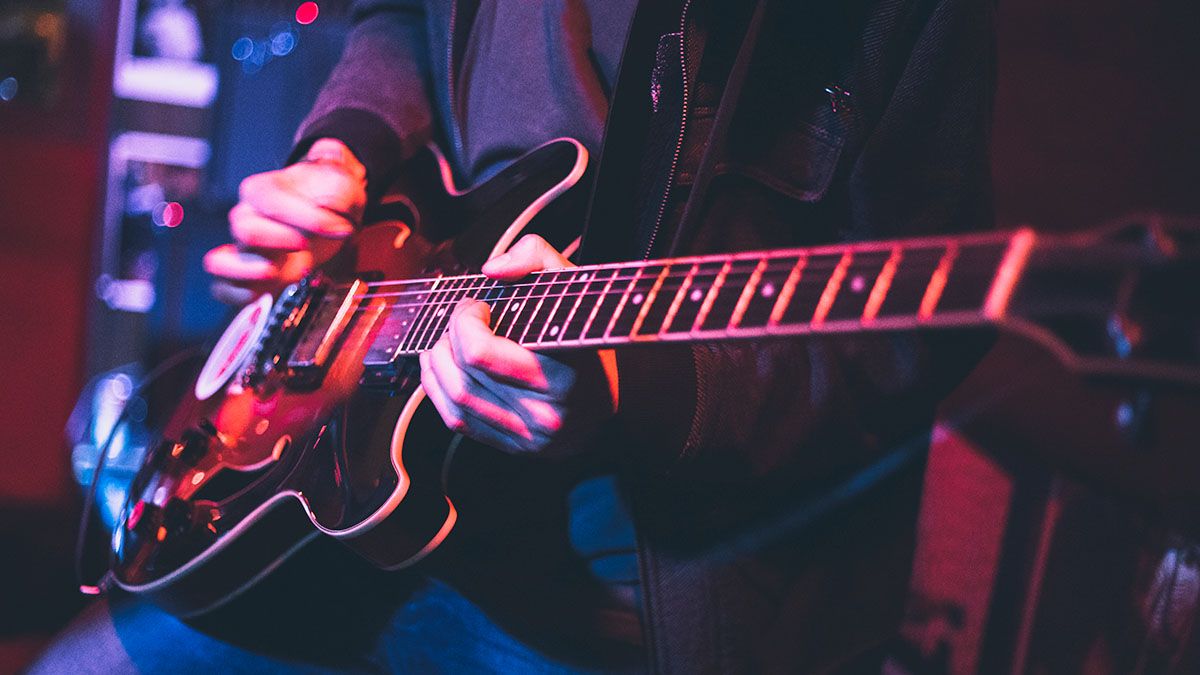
[482,254,509,274]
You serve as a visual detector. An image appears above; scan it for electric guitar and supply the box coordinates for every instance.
[104,138,1199,616]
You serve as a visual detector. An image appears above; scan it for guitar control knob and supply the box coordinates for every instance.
[175,428,210,467]
[162,498,195,537]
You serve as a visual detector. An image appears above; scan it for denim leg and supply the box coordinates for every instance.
[26,599,380,675]
[377,580,645,675]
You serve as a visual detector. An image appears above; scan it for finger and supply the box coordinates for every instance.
[448,299,561,391]
[418,350,466,433]
[209,280,260,306]
[421,342,536,450]
[229,203,309,252]
[203,244,282,282]
[481,234,574,280]
[204,245,314,286]
[239,172,355,239]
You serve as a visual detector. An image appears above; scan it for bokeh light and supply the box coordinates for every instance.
[231,37,254,61]
[0,77,18,102]
[270,23,298,56]
[295,2,319,25]
[152,201,185,229]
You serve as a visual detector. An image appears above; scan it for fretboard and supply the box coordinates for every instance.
[360,229,1034,365]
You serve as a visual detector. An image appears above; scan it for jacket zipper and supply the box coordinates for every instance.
[446,0,465,161]
[643,0,694,260]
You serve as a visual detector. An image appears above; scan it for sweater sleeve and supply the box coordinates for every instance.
[292,0,435,197]
[613,0,996,492]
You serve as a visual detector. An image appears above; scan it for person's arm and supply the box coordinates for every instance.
[205,0,433,300]
[292,0,435,196]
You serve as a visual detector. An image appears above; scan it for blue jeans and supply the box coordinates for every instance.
[27,580,645,674]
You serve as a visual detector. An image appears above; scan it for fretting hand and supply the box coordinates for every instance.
[204,138,367,304]
[419,235,620,458]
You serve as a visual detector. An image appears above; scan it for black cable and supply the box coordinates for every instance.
[74,346,207,594]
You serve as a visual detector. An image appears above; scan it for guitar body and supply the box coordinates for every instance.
[111,138,589,616]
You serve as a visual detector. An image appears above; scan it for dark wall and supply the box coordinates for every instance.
[992,0,1200,231]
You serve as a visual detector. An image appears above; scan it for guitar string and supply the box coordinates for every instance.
[352,239,999,291]
[344,249,952,302]
[337,256,954,321]
[347,258,841,302]
[334,251,947,306]
[351,263,985,353]
[347,262,969,329]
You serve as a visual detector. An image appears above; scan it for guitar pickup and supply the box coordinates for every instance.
[286,279,367,387]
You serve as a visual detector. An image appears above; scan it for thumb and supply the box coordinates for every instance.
[481,235,572,280]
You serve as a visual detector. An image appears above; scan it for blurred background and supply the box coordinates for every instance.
[0,0,1196,672]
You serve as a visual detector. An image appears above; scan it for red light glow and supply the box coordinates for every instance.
[160,201,184,228]
[296,2,319,25]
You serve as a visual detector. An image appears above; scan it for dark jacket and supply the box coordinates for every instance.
[297,0,995,671]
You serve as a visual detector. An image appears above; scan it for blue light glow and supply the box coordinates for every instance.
[231,37,254,61]
[271,30,298,57]
[0,77,17,102]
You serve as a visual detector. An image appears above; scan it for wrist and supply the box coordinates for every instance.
[304,138,367,182]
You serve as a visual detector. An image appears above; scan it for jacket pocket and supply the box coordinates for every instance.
[717,120,844,202]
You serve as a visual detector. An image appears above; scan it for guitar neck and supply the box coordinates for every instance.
[362,229,1035,361]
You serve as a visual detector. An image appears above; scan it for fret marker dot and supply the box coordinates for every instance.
[632,293,645,305]
[549,325,560,336]
[761,283,776,298]
[436,308,446,316]
[511,303,521,313]
[577,272,590,281]
[690,289,704,302]
[851,275,867,293]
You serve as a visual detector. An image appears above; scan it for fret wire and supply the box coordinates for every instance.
[862,247,903,322]
[768,256,809,326]
[514,270,560,344]
[628,265,672,337]
[439,276,486,347]
[728,259,768,330]
[692,261,732,332]
[536,269,594,344]
[551,269,600,344]
[399,276,446,353]
[364,262,968,325]
[369,256,983,356]
[531,275,577,344]
[426,275,488,350]
[414,276,471,351]
[355,238,969,292]
[505,264,962,336]
[494,276,536,340]
[575,269,622,342]
[385,257,995,357]
[424,275,477,350]
[349,236,1012,307]
[593,266,643,341]
[353,257,836,302]
[811,252,853,326]
[658,263,699,336]
[919,243,958,319]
